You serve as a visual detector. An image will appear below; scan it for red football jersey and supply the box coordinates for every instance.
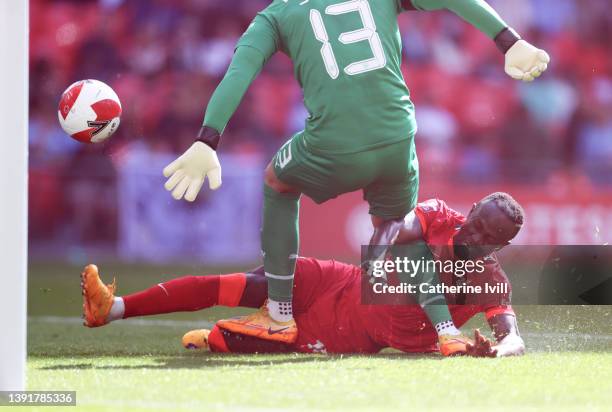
[291,199,514,354]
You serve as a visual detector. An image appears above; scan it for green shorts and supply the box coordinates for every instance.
[272,132,419,218]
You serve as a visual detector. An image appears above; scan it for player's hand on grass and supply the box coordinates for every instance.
[163,141,222,202]
[465,329,497,358]
[505,40,550,82]
[492,333,525,357]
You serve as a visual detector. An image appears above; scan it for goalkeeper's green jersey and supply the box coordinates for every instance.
[237,0,415,154]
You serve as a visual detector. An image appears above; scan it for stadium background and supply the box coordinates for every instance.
[29,0,612,266]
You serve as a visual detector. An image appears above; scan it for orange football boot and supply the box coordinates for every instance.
[81,264,116,328]
[182,329,211,350]
[439,334,473,356]
[216,302,297,344]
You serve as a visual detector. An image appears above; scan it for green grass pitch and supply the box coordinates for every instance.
[26,261,612,411]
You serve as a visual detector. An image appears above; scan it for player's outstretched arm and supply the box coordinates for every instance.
[164,8,281,201]
[406,0,550,82]
[488,312,526,357]
[163,46,267,201]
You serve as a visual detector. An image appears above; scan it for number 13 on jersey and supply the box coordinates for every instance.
[309,0,387,79]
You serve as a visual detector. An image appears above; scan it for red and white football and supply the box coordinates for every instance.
[57,79,122,143]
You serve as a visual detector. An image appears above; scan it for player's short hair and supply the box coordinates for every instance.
[478,192,524,226]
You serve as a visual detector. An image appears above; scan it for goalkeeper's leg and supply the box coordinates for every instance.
[261,184,300,311]
[364,218,473,355]
[389,242,473,356]
[216,136,307,344]
[216,183,300,344]
[364,139,472,356]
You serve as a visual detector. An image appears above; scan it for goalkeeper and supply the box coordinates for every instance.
[162,0,549,353]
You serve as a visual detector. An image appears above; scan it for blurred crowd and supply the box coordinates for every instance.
[29,0,612,246]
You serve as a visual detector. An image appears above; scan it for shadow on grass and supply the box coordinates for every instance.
[38,352,442,371]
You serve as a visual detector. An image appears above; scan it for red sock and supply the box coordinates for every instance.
[122,273,246,319]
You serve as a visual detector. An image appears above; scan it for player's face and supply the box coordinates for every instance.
[453,201,521,259]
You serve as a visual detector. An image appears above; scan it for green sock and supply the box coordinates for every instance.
[390,241,454,326]
[261,184,300,302]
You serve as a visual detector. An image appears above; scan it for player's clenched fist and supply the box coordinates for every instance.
[505,39,550,82]
[163,141,222,202]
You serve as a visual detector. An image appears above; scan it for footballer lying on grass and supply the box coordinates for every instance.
[81,192,525,357]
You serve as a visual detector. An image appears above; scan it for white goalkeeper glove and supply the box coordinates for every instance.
[163,141,222,202]
[505,39,550,82]
[493,333,525,357]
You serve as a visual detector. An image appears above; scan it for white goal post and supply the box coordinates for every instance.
[0,0,29,391]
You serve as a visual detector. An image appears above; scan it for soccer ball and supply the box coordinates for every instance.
[57,79,122,143]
